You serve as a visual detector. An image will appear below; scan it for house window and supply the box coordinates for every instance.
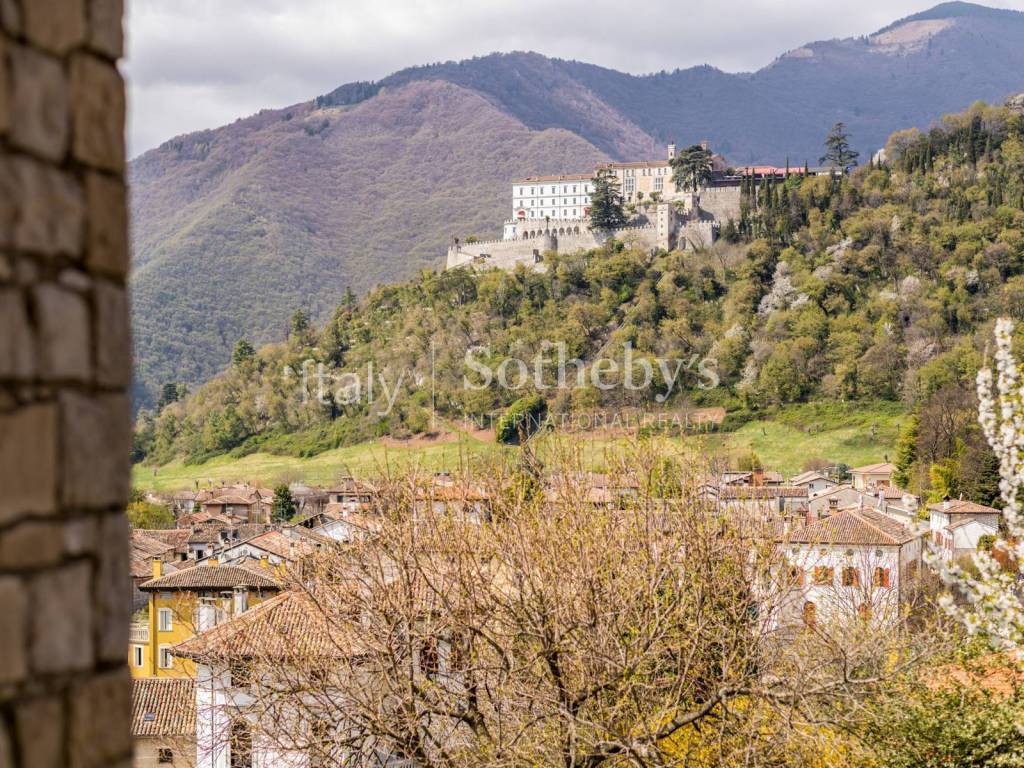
[812,566,834,585]
[158,608,173,632]
[654,176,664,191]
[419,638,440,680]
[133,645,144,667]
[872,567,891,588]
[230,718,253,768]
[159,646,173,669]
[157,748,174,763]
[841,567,860,587]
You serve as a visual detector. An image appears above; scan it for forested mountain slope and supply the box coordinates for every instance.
[130,2,1024,409]
[137,100,1024,504]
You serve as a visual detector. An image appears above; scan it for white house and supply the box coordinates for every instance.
[849,462,897,491]
[936,518,998,562]
[788,471,837,495]
[927,499,1001,549]
[774,506,922,627]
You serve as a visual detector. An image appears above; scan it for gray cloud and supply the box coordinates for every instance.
[125,0,1024,157]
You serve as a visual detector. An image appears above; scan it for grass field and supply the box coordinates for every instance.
[133,401,908,492]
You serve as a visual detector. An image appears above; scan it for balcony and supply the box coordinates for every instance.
[130,623,149,643]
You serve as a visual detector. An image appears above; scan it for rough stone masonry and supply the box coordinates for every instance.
[0,0,132,766]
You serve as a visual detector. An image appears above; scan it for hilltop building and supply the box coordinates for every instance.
[449,143,797,271]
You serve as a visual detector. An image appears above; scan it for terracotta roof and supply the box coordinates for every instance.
[240,530,318,560]
[204,495,256,506]
[946,517,995,531]
[140,562,282,591]
[850,462,897,474]
[174,590,365,662]
[132,531,175,558]
[135,529,192,549]
[719,486,807,499]
[600,160,672,169]
[789,471,829,485]
[927,499,1001,516]
[877,486,915,500]
[132,679,195,737]
[781,507,917,546]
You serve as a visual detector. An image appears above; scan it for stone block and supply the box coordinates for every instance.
[34,283,92,382]
[88,0,123,59]
[70,53,124,172]
[0,520,65,569]
[0,35,8,138]
[60,391,130,509]
[0,287,35,378]
[30,562,94,674]
[96,513,129,661]
[0,0,21,34]
[0,404,58,525]
[16,695,64,768]
[94,279,131,387]
[10,44,69,161]
[69,667,132,768]
[0,577,28,686]
[23,0,88,55]
[62,516,97,557]
[84,172,128,276]
[10,156,85,256]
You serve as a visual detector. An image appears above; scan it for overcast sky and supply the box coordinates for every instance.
[124,0,1024,158]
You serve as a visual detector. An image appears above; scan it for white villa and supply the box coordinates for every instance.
[775,506,922,627]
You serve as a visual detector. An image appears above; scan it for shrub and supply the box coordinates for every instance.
[495,395,547,444]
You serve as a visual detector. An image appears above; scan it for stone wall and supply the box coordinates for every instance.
[697,182,742,223]
[0,1,133,766]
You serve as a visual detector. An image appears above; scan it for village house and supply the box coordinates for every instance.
[849,462,897,491]
[775,506,922,627]
[927,499,1002,559]
[174,590,383,768]
[132,679,197,768]
[788,470,838,495]
[705,485,809,520]
[132,558,284,679]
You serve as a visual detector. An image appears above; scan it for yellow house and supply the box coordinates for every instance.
[130,557,283,679]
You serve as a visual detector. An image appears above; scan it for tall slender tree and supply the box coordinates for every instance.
[820,122,859,171]
[588,168,627,231]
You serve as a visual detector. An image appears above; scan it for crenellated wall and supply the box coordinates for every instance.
[0,1,133,766]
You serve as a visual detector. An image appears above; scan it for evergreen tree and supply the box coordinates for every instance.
[271,483,297,522]
[892,414,919,490]
[290,308,311,339]
[158,382,180,410]
[670,144,714,192]
[820,122,860,171]
[588,169,627,231]
[232,338,256,366]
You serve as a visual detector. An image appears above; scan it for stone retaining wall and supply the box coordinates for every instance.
[0,1,132,765]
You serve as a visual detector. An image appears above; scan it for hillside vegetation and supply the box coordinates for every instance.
[136,100,1024,503]
[129,3,1024,408]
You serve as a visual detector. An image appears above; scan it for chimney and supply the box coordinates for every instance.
[700,139,709,151]
[208,552,218,567]
[233,585,249,615]
[752,468,764,487]
[260,554,270,569]
[943,499,950,510]
[805,507,817,526]
[152,557,163,580]
[667,142,676,160]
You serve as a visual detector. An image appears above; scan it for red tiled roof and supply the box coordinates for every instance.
[719,486,807,499]
[927,499,1001,516]
[140,562,282,591]
[781,507,917,546]
[174,591,365,662]
[132,679,195,737]
[850,462,897,474]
